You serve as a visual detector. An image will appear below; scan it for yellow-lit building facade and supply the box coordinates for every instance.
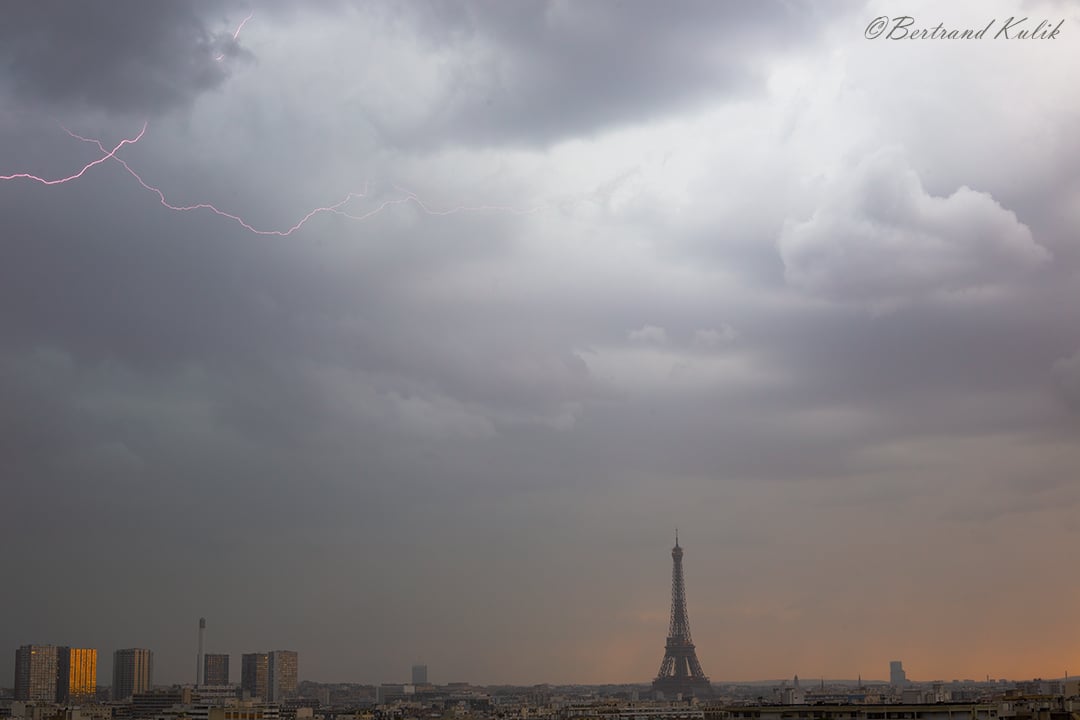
[65,648,97,703]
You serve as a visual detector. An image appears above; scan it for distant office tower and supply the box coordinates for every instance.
[241,653,268,700]
[890,660,907,686]
[267,650,298,702]
[203,654,230,686]
[113,649,154,701]
[412,664,428,685]
[62,648,97,704]
[15,645,61,702]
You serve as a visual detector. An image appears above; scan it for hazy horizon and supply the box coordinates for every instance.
[3,631,1060,689]
[3,0,1079,689]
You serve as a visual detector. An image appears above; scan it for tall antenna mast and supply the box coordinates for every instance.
[197,617,206,686]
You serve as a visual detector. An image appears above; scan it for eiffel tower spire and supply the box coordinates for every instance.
[653,533,711,698]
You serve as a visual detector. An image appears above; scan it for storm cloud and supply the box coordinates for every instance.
[779,148,1049,306]
[2,0,1079,690]
[0,1,248,114]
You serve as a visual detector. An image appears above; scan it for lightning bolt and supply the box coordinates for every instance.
[0,122,542,236]
[2,8,543,237]
[216,11,254,61]
[1,124,146,186]
[63,124,373,236]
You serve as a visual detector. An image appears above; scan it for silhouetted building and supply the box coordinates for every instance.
[891,661,907,687]
[131,689,183,719]
[412,665,428,685]
[653,532,712,699]
[194,685,243,705]
[223,708,280,720]
[281,698,320,720]
[15,645,61,702]
[241,653,268,700]
[203,654,230,687]
[376,685,411,704]
[113,649,154,701]
[709,703,996,720]
[267,651,298,702]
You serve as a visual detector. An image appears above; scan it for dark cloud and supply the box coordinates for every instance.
[0,1,243,114]
[373,1,847,147]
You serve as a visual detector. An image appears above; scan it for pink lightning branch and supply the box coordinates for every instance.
[216,12,253,61]
[1,122,542,237]
[1,124,146,186]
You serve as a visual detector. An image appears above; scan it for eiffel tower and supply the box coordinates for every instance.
[653,531,712,698]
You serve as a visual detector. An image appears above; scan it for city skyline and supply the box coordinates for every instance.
[6,637,1075,691]
[7,588,1074,689]
[2,0,1079,688]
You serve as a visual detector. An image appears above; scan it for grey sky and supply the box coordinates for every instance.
[2,0,1079,688]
